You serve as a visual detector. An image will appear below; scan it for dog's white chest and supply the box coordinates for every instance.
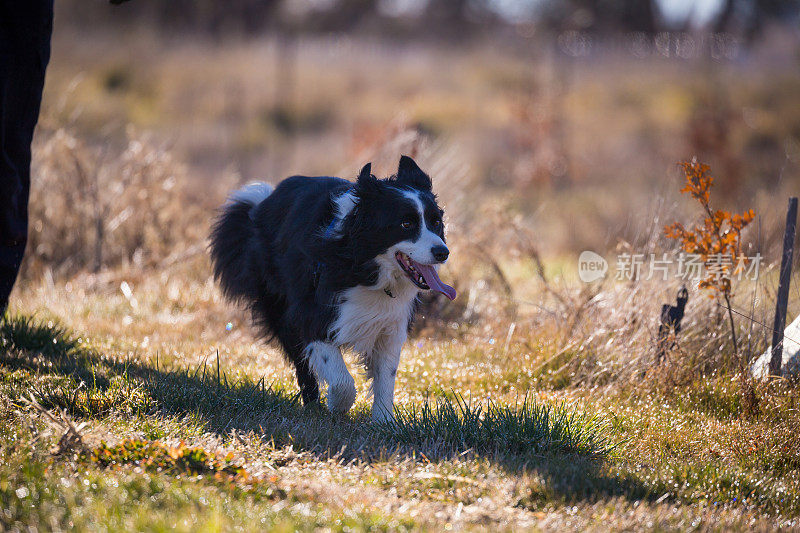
[331,284,415,355]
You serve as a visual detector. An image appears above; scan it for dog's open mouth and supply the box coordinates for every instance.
[395,252,457,300]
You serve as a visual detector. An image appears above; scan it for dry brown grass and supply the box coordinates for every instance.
[24,127,226,280]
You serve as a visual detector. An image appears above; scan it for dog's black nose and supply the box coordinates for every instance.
[431,245,449,263]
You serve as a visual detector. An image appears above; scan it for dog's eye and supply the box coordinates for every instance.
[432,219,442,229]
[401,220,415,230]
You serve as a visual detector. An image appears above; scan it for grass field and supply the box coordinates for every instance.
[3,25,800,532]
[4,282,800,531]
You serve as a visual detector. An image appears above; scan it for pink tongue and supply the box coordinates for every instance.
[413,261,457,300]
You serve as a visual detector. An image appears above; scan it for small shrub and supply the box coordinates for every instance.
[664,158,759,415]
[664,158,755,357]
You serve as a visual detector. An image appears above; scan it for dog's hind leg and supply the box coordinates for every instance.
[273,326,320,406]
[293,356,319,406]
[304,341,356,415]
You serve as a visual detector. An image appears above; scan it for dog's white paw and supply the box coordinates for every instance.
[327,380,356,414]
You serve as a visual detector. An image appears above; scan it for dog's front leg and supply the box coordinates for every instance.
[370,335,404,423]
[305,341,356,415]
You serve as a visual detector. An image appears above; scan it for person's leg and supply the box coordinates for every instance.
[0,0,54,315]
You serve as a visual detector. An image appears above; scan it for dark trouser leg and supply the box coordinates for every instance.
[0,0,53,314]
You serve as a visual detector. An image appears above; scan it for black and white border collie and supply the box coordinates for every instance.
[210,156,456,422]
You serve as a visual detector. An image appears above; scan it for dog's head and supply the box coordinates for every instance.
[336,156,456,300]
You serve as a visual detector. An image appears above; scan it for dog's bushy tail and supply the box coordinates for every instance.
[209,183,273,302]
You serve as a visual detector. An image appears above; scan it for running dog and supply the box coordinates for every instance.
[210,156,455,421]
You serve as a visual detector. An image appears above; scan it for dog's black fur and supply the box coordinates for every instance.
[210,156,446,405]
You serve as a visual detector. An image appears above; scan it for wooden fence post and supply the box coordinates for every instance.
[770,197,798,376]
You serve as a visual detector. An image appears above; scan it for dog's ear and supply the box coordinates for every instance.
[355,162,380,197]
[358,162,372,181]
[396,155,432,191]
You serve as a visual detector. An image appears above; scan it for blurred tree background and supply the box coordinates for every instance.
[36,0,800,266]
[57,0,800,41]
